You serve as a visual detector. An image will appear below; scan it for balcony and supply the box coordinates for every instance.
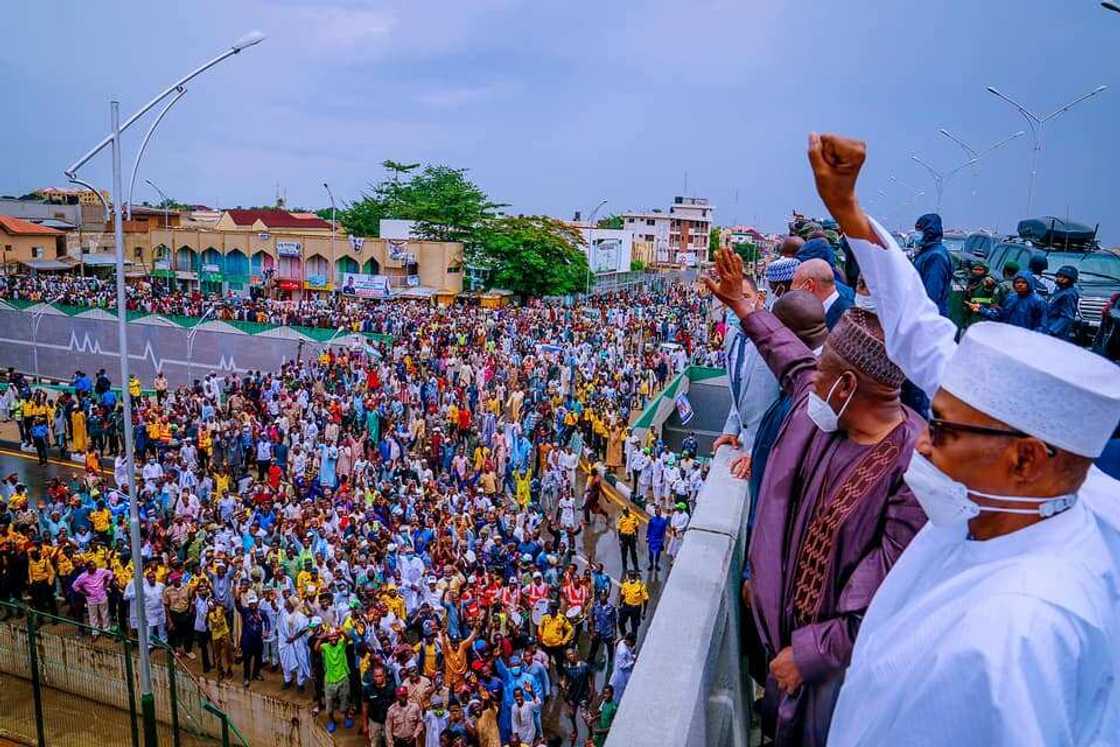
[606,446,752,747]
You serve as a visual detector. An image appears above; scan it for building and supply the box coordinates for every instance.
[34,186,111,208]
[669,196,713,263]
[0,216,67,273]
[622,210,671,265]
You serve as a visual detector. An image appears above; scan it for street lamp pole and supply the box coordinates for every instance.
[586,199,607,295]
[146,179,172,286]
[1102,2,1120,13]
[62,32,266,747]
[186,306,216,385]
[986,84,1108,213]
[126,87,188,220]
[323,182,337,290]
[31,293,66,379]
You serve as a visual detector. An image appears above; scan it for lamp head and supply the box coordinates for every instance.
[232,30,266,52]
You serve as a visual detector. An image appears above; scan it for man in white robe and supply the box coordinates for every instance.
[805,133,1120,747]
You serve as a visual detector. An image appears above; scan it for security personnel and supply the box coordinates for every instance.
[618,569,648,638]
[537,600,574,666]
[616,506,640,574]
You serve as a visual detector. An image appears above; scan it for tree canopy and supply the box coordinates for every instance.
[474,216,589,297]
[335,161,595,296]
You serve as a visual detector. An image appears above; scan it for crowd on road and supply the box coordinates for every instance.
[0,280,723,746]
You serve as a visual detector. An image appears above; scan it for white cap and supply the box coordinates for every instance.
[942,323,1120,458]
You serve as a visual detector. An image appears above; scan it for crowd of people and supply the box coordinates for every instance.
[0,280,725,746]
[707,133,1120,747]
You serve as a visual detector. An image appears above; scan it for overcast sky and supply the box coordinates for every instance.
[4,1,1119,241]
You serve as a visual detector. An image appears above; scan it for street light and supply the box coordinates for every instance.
[31,293,66,379]
[145,179,174,291]
[323,182,337,290]
[61,31,265,747]
[186,306,216,384]
[126,87,187,220]
[937,128,1026,200]
[986,84,1108,213]
[586,199,607,295]
[1102,2,1120,13]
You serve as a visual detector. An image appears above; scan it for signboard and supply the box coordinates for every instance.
[258,232,270,241]
[339,272,390,299]
[201,263,221,273]
[591,238,621,273]
[275,278,300,291]
[406,274,419,287]
[388,240,409,261]
[304,274,332,291]
[674,393,695,425]
[348,235,365,252]
[276,241,302,257]
[676,251,698,267]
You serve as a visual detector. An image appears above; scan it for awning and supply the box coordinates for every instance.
[80,254,134,267]
[19,258,75,271]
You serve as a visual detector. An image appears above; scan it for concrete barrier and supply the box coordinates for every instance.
[605,446,752,747]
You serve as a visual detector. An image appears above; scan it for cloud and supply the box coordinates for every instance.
[414,81,515,109]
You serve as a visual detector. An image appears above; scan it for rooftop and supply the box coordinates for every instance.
[0,215,65,236]
[224,209,331,230]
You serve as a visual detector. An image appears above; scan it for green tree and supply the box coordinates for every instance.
[337,163,504,244]
[597,214,623,229]
[733,241,760,265]
[709,226,722,260]
[473,216,589,297]
[630,258,647,272]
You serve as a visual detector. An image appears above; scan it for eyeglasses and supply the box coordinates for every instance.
[927,417,1056,456]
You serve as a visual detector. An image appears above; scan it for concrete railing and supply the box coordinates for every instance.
[606,446,752,747]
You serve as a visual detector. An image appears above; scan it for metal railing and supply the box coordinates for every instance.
[605,447,753,747]
[0,600,245,747]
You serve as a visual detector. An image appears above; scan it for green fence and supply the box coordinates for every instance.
[0,601,246,747]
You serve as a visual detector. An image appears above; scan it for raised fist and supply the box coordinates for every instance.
[807,133,867,217]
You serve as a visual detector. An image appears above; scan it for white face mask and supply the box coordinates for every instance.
[853,293,876,313]
[903,451,1075,528]
[807,375,856,433]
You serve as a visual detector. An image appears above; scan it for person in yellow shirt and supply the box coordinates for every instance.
[128,374,142,406]
[618,569,649,638]
[537,601,574,665]
[27,544,57,614]
[89,500,112,540]
[616,506,641,574]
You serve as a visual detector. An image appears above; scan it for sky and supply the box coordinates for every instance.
[4,0,1119,242]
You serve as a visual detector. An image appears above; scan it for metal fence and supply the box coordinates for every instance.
[0,601,247,747]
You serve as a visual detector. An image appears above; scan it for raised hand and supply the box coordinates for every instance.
[806,133,878,244]
[701,249,758,321]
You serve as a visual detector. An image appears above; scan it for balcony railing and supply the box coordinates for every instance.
[606,446,752,747]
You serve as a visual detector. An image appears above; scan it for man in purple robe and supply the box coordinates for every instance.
[705,250,927,747]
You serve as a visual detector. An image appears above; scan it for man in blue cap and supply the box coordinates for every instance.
[1045,265,1081,341]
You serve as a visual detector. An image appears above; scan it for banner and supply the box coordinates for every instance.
[406,274,419,287]
[674,392,694,425]
[388,240,408,261]
[276,241,302,257]
[339,272,390,299]
[348,235,365,252]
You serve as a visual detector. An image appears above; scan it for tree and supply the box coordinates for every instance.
[473,216,589,297]
[597,214,623,229]
[734,241,760,265]
[630,258,647,272]
[337,163,504,244]
[709,226,722,261]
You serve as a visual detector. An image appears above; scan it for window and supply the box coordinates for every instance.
[31,246,44,258]
[647,219,655,226]
[645,234,655,242]
[134,247,144,259]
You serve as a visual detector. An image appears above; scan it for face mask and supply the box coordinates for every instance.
[806,375,855,433]
[903,451,1075,528]
[853,293,876,313]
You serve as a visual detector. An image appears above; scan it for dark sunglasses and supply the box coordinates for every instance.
[928,418,1056,456]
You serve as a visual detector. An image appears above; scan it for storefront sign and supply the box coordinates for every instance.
[304,274,332,291]
[339,272,390,299]
[276,241,302,257]
[275,278,301,291]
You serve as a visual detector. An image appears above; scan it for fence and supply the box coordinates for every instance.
[0,601,246,747]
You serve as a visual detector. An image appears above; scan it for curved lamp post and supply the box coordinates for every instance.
[60,30,266,747]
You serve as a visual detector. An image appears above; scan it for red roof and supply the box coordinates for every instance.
[0,215,64,236]
[224,209,331,229]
